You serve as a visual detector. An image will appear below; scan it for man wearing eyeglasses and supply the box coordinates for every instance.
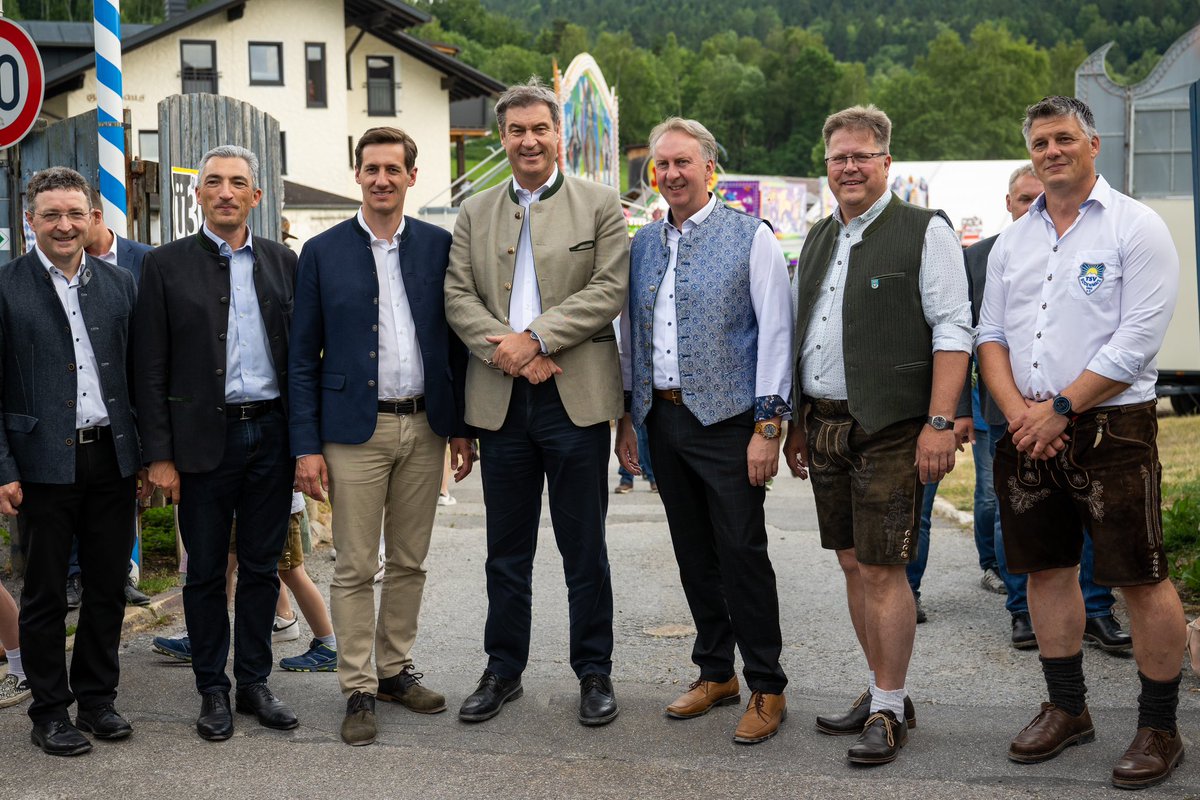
[783,105,972,764]
[0,167,149,755]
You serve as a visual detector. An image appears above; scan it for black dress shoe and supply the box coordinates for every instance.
[235,683,298,730]
[124,577,151,607]
[1084,614,1133,653]
[847,710,908,765]
[196,691,233,741]
[65,575,82,610]
[578,674,618,726]
[1011,612,1038,650]
[816,690,916,736]
[76,704,132,740]
[458,670,523,722]
[31,719,92,756]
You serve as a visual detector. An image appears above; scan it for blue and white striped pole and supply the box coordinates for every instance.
[94,0,127,237]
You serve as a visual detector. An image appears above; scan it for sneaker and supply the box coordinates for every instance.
[980,567,1006,594]
[614,481,633,494]
[279,639,338,672]
[152,635,192,662]
[437,493,457,506]
[65,575,82,610]
[0,673,31,708]
[125,576,152,606]
[272,614,300,642]
[649,482,658,493]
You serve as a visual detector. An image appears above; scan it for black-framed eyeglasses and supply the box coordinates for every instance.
[823,152,887,168]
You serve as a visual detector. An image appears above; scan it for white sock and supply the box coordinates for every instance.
[317,633,336,649]
[7,647,23,680]
[868,670,877,693]
[869,685,906,719]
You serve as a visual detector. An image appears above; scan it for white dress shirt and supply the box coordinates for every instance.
[976,175,1178,405]
[94,228,118,265]
[35,247,110,429]
[357,210,424,399]
[508,166,559,336]
[800,191,973,399]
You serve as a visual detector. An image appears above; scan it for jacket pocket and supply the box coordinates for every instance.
[3,413,37,433]
[894,361,930,373]
[321,372,346,390]
[592,333,616,343]
[569,240,596,252]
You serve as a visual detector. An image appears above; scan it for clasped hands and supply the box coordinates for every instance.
[1007,398,1070,460]
[485,331,561,384]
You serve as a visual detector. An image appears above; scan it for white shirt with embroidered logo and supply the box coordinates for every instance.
[976,175,1178,406]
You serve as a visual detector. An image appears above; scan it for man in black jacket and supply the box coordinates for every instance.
[134,145,298,742]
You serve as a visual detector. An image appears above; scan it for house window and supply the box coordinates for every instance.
[181,40,217,94]
[366,56,395,116]
[305,43,327,108]
[249,42,283,86]
[138,130,159,162]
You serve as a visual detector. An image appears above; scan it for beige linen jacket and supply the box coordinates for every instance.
[445,172,629,431]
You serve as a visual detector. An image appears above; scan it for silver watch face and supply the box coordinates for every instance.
[928,415,950,431]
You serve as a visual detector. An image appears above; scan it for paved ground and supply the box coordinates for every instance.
[3,443,1199,799]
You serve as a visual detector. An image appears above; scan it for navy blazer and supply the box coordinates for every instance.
[289,214,468,457]
[116,234,152,285]
[0,250,140,485]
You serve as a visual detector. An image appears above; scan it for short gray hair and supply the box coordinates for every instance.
[495,76,560,133]
[1008,163,1037,192]
[648,117,719,167]
[822,105,892,152]
[197,145,260,189]
[26,166,92,211]
[1021,96,1098,148]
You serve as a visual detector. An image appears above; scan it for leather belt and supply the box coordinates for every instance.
[802,395,850,415]
[226,398,281,420]
[653,388,684,406]
[76,425,110,445]
[378,396,425,415]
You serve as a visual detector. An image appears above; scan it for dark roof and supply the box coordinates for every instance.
[284,180,359,209]
[16,20,153,47]
[45,0,500,101]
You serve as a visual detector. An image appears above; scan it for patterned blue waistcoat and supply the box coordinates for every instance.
[628,202,761,427]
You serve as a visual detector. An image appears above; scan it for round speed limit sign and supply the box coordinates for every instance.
[0,19,44,150]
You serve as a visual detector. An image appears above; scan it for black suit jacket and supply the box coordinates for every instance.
[133,230,297,473]
[956,234,1005,427]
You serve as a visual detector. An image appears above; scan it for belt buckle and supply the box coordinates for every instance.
[239,404,254,421]
[78,427,98,444]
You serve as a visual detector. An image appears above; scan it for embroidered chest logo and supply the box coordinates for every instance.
[1078,262,1105,295]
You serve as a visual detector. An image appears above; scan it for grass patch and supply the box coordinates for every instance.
[137,569,179,597]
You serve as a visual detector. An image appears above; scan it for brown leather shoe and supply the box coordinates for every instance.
[733,691,786,744]
[666,676,740,719]
[1111,727,1184,789]
[847,710,907,765]
[1008,702,1095,763]
[816,689,917,735]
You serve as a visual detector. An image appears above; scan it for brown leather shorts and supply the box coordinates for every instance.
[228,511,305,571]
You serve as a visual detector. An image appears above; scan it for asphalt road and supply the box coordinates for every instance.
[3,443,1198,800]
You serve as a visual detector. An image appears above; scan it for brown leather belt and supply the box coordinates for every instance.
[802,395,850,415]
[653,388,684,405]
[378,396,425,415]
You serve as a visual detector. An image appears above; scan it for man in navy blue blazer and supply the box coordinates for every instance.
[290,126,473,747]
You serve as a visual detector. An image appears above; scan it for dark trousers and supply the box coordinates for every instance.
[19,432,136,723]
[477,378,613,679]
[647,400,787,694]
[177,409,292,694]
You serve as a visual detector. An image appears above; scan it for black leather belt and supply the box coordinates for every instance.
[653,388,684,405]
[378,396,425,415]
[226,398,281,420]
[76,425,110,445]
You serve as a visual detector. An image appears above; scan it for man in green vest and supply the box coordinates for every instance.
[783,105,972,765]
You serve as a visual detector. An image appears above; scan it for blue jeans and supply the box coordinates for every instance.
[972,427,997,571]
[617,421,655,484]
[988,423,1114,617]
[906,482,938,598]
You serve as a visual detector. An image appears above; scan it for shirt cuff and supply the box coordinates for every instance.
[930,322,974,354]
[1087,344,1144,385]
[974,328,1007,349]
[527,329,549,355]
[754,395,791,422]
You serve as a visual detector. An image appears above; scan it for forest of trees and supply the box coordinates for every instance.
[8,0,1197,174]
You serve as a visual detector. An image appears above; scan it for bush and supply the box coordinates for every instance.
[1164,497,1200,552]
[141,506,176,557]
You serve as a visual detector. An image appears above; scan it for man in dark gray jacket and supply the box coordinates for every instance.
[0,167,148,756]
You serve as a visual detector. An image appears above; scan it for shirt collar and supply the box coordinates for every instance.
[97,227,118,264]
[356,208,405,243]
[202,221,254,254]
[1031,173,1111,215]
[33,244,85,280]
[511,165,559,202]
[836,190,892,229]
[667,193,718,234]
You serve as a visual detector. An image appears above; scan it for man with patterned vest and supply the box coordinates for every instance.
[783,105,972,764]
[616,117,793,745]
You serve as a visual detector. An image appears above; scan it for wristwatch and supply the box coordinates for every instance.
[926,415,951,431]
[755,421,780,440]
[1052,394,1073,416]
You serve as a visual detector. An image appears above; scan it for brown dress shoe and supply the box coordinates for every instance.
[733,691,786,744]
[666,676,740,719]
[1111,727,1184,789]
[847,710,907,765]
[1008,702,1095,763]
[816,689,917,735]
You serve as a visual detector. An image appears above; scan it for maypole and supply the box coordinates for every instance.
[93,0,126,236]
